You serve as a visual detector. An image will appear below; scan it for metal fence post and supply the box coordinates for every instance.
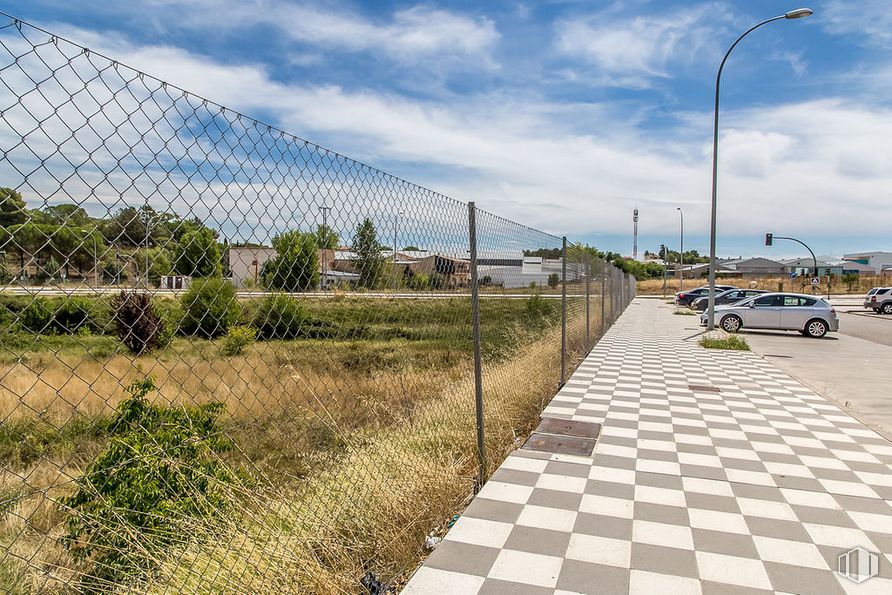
[468,202,487,488]
[584,256,590,353]
[560,236,567,388]
[600,260,606,337]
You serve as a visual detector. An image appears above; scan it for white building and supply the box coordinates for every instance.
[842,252,892,274]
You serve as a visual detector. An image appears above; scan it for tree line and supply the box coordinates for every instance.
[0,187,398,290]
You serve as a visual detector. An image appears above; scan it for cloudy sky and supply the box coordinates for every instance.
[5,0,891,258]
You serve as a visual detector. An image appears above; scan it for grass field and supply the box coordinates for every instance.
[636,275,889,296]
[0,290,607,592]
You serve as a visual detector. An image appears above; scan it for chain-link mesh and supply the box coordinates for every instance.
[0,14,634,594]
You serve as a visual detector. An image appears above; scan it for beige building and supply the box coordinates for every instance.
[229,247,276,288]
[409,255,470,287]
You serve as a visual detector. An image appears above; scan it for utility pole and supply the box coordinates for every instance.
[320,205,330,291]
[632,208,639,261]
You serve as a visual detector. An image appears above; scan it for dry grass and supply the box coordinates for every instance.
[636,275,890,295]
[137,319,582,594]
[0,297,604,593]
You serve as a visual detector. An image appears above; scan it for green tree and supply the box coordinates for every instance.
[131,247,173,285]
[0,188,27,227]
[314,224,339,250]
[43,203,90,226]
[547,273,560,288]
[102,205,175,247]
[262,230,320,291]
[174,227,221,277]
[353,218,385,289]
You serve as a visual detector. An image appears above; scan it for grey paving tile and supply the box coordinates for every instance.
[763,562,844,595]
[685,492,740,513]
[527,488,583,511]
[633,502,690,526]
[556,559,629,594]
[477,579,553,595]
[630,542,698,578]
[503,525,571,557]
[572,512,632,540]
[489,468,542,487]
[744,516,812,542]
[463,497,525,524]
[424,541,500,576]
[584,479,635,499]
[692,528,759,558]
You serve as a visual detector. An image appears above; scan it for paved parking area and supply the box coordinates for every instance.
[404,299,892,594]
[742,314,892,441]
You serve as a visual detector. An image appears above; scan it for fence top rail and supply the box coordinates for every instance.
[0,10,565,243]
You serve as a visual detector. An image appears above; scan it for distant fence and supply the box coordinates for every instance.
[0,14,635,594]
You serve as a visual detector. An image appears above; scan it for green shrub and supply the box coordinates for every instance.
[220,325,255,356]
[407,273,430,291]
[547,273,560,288]
[60,378,242,587]
[180,278,239,339]
[19,298,54,333]
[111,291,168,354]
[525,293,555,321]
[54,297,97,334]
[251,293,334,340]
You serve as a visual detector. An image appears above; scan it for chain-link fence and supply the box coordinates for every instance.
[0,14,635,594]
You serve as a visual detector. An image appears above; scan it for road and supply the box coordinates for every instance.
[836,307,892,347]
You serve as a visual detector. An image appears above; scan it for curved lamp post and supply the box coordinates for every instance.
[706,7,813,330]
[677,207,684,291]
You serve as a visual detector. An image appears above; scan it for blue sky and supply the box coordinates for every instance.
[5,0,892,259]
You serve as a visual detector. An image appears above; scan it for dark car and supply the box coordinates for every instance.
[674,285,736,307]
[691,288,768,311]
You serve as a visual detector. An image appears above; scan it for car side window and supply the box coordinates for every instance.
[753,296,777,307]
[802,298,817,306]
[783,297,802,306]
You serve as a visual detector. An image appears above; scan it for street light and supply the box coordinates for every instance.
[320,205,331,291]
[706,8,813,330]
[676,207,684,291]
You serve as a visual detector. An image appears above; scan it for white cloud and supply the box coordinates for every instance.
[823,0,892,47]
[554,3,732,88]
[117,0,500,69]
[5,18,892,252]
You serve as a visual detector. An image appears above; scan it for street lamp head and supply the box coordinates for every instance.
[784,8,814,19]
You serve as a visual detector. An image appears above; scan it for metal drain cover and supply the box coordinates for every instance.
[536,418,601,439]
[689,384,721,393]
[523,433,597,456]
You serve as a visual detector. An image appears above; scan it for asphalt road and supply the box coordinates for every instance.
[835,307,892,347]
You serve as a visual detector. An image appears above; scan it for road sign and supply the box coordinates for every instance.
[789,272,796,278]
[811,277,820,286]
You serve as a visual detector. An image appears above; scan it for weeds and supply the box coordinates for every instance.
[699,335,750,350]
[673,309,696,316]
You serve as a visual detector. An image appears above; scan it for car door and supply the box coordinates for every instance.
[780,296,817,329]
[743,295,783,329]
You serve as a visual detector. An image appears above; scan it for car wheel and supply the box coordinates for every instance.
[721,315,742,333]
[805,319,827,338]
[883,303,892,315]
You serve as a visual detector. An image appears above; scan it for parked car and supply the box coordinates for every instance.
[864,287,892,314]
[690,288,768,311]
[700,293,838,338]
[674,285,736,307]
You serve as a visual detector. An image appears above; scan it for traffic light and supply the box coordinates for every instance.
[765,233,773,246]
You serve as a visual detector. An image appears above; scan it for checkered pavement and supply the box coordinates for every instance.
[404,299,892,594]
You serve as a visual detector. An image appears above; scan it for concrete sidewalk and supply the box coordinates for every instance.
[404,299,892,594]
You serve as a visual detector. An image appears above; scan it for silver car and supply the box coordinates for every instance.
[699,292,839,338]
